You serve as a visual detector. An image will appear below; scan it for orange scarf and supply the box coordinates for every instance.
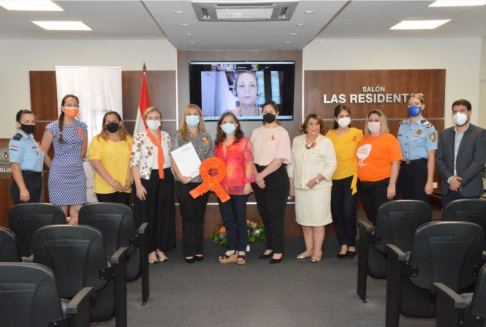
[147,129,164,179]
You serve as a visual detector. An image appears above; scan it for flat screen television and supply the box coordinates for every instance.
[189,61,295,121]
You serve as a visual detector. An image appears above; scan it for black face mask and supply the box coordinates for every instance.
[263,113,276,124]
[106,122,120,133]
[21,124,35,135]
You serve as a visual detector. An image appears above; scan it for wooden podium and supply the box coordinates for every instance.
[0,138,14,227]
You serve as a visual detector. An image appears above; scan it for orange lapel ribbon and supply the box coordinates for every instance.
[147,129,165,179]
[189,157,230,203]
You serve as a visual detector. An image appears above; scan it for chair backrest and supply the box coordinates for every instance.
[0,262,63,327]
[0,227,21,262]
[78,202,140,281]
[373,200,432,253]
[8,203,66,257]
[469,263,486,319]
[33,225,115,322]
[409,221,484,291]
[442,199,486,249]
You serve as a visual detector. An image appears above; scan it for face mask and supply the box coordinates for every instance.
[64,108,79,118]
[20,124,35,135]
[337,117,351,128]
[367,121,381,134]
[408,105,422,117]
[186,115,200,127]
[222,123,236,135]
[263,113,276,124]
[146,120,161,130]
[453,112,468,126]
[106,122,120,133]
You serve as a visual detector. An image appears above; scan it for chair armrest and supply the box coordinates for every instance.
[433,283,466,327]
[111,247,128,327]
[66,287,94,327]
[138,222,149,235]
[386,244,407,261]
[385,244,407,327]
[357,218,374,232]
[111,247,128,265]
[432,283,467,308]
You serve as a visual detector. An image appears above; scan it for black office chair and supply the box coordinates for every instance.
[33,225,128,327]
[0,262,93,327]
[0,227,21,262]
[78,202,149,304]
[386,221,485,327]
[8,203,66,257]
[357,200,432,302]
[442,199,486,249]
[434,263,486,327]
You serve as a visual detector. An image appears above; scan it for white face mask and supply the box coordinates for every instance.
[147,120,161,131]
[337,117,351,128]
[453,112,468,126]
[367,121,381,134]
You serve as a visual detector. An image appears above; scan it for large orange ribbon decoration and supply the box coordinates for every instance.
[190,157,230,203]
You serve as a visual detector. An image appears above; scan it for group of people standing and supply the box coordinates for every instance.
[9,92,486,265]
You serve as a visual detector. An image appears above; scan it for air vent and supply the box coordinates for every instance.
[192,1,297,22]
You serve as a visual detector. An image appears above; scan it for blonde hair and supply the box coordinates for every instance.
[364,109,389,137]
[178,104,206,142]
[409,93,424,104]
[143,106,162,120]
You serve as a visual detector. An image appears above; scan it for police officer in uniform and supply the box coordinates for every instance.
[9,110,44,204]
[397,93,438,203]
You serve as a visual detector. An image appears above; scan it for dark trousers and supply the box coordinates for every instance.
[218,194,249,252]
[359,178,392,225]
[134,169,176,253]
[175,181,209,257]
[441,190,479,209]
[398,159,429,203]
[252,164,289,254]
[331,176,358,247]
[10,171,42,205]
[96,192,130,206]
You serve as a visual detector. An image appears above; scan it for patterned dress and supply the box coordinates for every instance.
[46,120,87,206]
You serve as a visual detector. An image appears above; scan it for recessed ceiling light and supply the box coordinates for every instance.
[0,1,63,11]
[295,23,306,27]
[303,10,315,14]
[285,41,291,44]
[174,11,185,14]
[189,42,196,44]
[31,21,92,31]
[289,33,298,36]
[429,0,486,7]
[185,33,193,36]
[180,24,190,27]
[390,19,451,30]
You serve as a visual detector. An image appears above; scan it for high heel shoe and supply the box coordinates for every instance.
[237,254,246,265]
[337,252,347,259]
[148,257,158,264]
[157,253,169,263]
[185,257,195,264]
[219,252,237,263]
[259,250,274,259]
[311,256,322,263]
[296,253,312,259]
[195,255,204,262]
[270,255,283,264]
[347,251,356,257]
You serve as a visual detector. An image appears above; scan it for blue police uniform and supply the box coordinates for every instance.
[9,129,44,204]
[397,116,438,203]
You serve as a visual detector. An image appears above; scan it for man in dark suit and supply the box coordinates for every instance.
[436,99,486,209]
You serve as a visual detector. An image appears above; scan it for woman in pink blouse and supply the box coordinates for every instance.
[214,112,256,265]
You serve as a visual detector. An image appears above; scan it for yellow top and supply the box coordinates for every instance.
[88,135,133,194]
[325,128,363,194]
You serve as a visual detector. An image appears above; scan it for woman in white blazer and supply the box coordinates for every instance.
[288,113,337,263]
[131,107,175,264]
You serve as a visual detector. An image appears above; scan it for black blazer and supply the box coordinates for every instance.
[436,124,486,196]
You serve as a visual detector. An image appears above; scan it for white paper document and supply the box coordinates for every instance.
[171,142,202,178]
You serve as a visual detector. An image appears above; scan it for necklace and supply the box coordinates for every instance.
[239,106,258,116]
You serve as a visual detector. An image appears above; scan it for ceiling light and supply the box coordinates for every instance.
[174,11,185,14]
[189,42,196,44]
[31,21,92,31]
[285,41,291,44]
[0,1,63,11]
[289,33,298,36]
[180,24,190,27]
[185,33,193,36]
[295,23,306,27]
[390,19,451,30]
[303,10,314,14]
[429,1,486,7]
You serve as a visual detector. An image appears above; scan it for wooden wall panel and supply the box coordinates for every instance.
[29,71,58,121]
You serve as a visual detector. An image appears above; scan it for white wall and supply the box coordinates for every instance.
[0,39,177,138]
[304,38,483,128]
[479,36,486,129]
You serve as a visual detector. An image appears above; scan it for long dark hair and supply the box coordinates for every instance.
[332,105,353,130]
[261,100,280,126]
[96,111,131,142]
[58,94,79,143]
[215,112,244,146]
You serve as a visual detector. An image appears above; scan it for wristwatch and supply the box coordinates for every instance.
[315,178,320,184]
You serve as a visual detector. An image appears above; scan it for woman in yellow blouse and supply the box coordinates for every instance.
[326,105,363,258]
[88,111,133,205]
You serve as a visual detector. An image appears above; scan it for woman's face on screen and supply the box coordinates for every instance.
[236,73,257,106]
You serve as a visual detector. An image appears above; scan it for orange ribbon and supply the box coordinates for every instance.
[189,157,230,203]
